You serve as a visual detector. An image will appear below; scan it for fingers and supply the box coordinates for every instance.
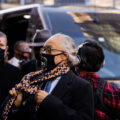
[9,88,17,96]
[34,90,48,104]
[34,90,41,101]
[14,93,23,108]
[9,89,12,95]
[17,93,23,101]
[16,83,22,89]
[9,83,22,96]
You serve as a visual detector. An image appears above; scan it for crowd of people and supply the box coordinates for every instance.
[0,29,120,120]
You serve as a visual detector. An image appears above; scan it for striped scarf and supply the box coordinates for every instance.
[3,63,70,120]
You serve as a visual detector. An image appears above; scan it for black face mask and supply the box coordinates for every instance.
[41,53,64,72]
[0,48,5,63]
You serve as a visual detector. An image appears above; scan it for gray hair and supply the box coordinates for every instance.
[0,31,7,45]
[50,33,80,66]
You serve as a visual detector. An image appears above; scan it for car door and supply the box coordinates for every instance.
[0,5,44,58]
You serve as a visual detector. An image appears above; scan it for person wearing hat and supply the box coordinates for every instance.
[21,29,51,75]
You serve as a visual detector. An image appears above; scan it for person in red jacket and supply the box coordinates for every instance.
[76,40,120,120]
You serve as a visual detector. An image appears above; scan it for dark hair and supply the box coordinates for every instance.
[14,41,26,51]
[0,31,7,45]
[77,40,105,72]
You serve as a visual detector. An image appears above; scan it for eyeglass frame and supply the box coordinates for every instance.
[41,47,66,54]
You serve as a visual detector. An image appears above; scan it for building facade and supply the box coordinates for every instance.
[1,0,119,8]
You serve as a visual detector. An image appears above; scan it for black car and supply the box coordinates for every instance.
[0,4,120,79]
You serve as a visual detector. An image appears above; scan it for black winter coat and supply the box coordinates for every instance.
[3,71,94,120]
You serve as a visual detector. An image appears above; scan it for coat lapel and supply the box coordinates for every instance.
[51,71,73,99]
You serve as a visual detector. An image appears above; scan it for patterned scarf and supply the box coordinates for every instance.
[2,63,70,120]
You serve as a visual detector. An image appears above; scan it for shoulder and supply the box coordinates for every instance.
[67,70,91,86]
[65,71,93,98]
[5,62,20,71]
[5,62,16,68]
[21,59,36,68]
[3,62,22,81]
[21,59,37,75]
[63,70,92,94]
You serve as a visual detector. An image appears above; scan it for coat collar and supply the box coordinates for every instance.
[51,70,74,99]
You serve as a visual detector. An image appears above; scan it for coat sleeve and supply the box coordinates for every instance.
[38,81,94,120]
[1,95,36,120]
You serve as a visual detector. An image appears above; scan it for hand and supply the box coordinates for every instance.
[34,90,48,104]
[9,84,23,108]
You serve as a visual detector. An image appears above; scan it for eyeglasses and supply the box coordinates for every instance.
[41,47,66,54]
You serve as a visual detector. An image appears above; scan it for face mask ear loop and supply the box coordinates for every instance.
[52,52,66,67]
[53,52,66,56]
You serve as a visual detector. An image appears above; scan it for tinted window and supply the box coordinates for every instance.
[68,12,120,78]
[47,10,120,78]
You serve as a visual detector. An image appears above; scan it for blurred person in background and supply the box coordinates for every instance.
[8,41,31,68]
[76,40,120,120]
[21,29,51,75]
[3,34,94,120]
[76,40,104,78]
[0,31,22,109]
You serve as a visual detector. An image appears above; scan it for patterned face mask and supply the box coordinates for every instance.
[2,63,70,120]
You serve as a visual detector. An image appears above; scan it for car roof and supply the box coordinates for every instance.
[0,4,40,15]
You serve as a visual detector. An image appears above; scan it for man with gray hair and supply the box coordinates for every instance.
[4,33,94,120]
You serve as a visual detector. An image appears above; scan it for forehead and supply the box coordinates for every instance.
[20,42,29,47]
[44,37,63,49]
[0,37,6,45]
[19,43,29,50]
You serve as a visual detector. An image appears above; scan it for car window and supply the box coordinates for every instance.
[26,7,43,42]
[68,12,120,78]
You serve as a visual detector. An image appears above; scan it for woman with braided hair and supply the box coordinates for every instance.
[76,40,120,120]
[1,34,94,120]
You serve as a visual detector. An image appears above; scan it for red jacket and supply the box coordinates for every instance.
[79,72,120,120]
